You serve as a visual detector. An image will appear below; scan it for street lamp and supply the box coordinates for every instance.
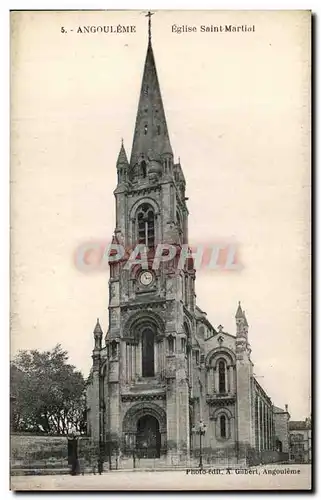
[192,420,207,468]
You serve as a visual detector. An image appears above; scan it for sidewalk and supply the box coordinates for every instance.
[11,464,312,491]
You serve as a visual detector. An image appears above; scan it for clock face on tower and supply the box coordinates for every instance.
[139,270,154,286]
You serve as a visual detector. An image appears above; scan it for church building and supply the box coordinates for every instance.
[86,16,289,465]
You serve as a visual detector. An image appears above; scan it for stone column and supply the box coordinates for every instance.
[137,340,142,377]
[214,367,218,393]
[270,408,273,450]
[128,344,132,381]
[257,397,261,452]
[265,405,268,451]
[154,341,158,375]
[166,355,190,464]
[261,401,265,450]
[228,365,234,393]
[230,416,236,442]
[132,344,136,381]
[108,344,121,452]
[125,344,129,383]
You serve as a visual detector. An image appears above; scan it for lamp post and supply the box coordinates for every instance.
[192,420,207,468]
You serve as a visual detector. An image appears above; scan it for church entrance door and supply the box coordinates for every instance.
[136,414,161,458]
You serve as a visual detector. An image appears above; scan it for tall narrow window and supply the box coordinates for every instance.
[144,124,148,135]
[168,335,174,354]
[137,204,155,248]
[218,360,226,393]
[176,210,181,229]
[111,341,117,359]
[142,328,155,377]
[184,275,188,305]
[140,160,147,178]
[157,125,161,135]
[220,415,227,438]
[176,210,182,243]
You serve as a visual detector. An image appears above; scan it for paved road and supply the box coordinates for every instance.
[11,464,311,491]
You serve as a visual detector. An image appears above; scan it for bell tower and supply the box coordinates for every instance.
[104,12,195,461]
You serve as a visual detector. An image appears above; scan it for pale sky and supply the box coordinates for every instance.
[11,10,311,420]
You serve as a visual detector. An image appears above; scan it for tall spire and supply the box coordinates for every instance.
[130,12,173,167]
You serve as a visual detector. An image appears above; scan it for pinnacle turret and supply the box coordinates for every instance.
[235,301,243,319]
[117,140,129,168]
[93,318,103,336]
[93,318,103,351]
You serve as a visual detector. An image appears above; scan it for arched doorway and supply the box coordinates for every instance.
[136,414,161,458]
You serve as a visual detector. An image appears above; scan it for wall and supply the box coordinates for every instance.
[247,449,289,466]
[11,433,93,466]
[289,429,311,463]
[274,411,290,452]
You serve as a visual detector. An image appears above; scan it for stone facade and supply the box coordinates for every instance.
[289,419,311,463]
[86,28,289,465]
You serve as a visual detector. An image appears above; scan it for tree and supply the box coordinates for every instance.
[10,344,86,434]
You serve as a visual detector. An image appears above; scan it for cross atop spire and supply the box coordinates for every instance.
[145,11,154,43]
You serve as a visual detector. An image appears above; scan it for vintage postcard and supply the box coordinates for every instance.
[10,10,311,491]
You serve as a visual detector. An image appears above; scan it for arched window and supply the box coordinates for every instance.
[157,125,161,135]
[111,340,117,359]
[176,210,181,229]
[137,203,155,248]
[140,160,147,178]
[142,328,155,377]
[176,210,182,243]
[218,360,227,393]
[168,335,174,354]
[220,415,227,438]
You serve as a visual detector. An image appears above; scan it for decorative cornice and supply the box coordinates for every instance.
[121,300,167,312]
[121,393,166,403]
[206,394,236,406]
[128,185,161,197]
